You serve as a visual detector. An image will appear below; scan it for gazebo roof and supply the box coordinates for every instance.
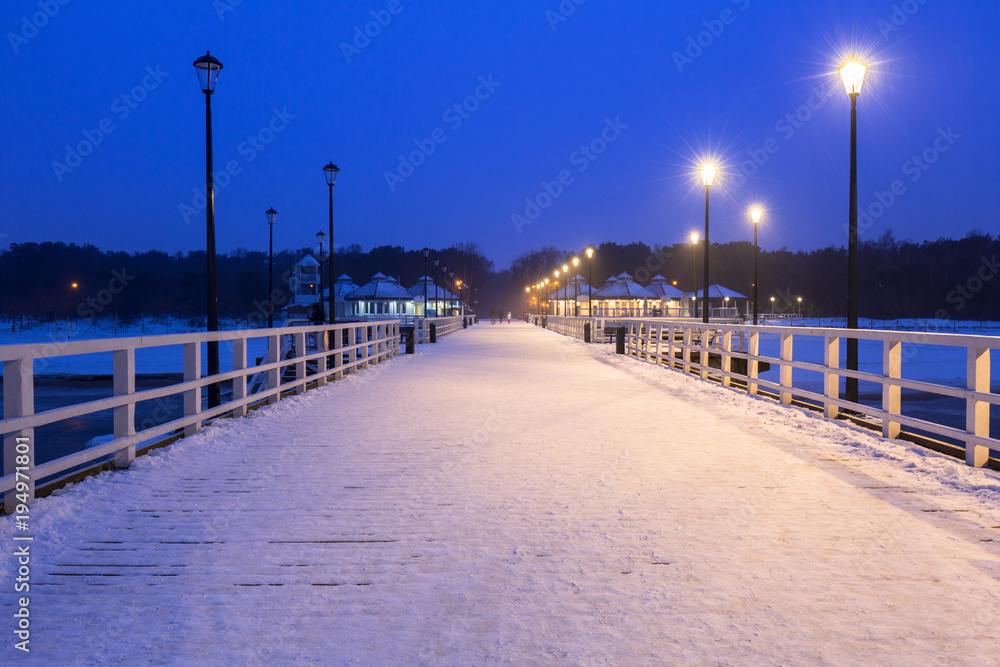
[647,275,686,299]
[346,273,413,300]
[685,284,748,299]
[592,273,656,300]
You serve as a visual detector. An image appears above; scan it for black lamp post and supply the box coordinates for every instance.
[701,166,715,324]
[585,247,594,317]
[449,271,455,315]
[422,248,430,318]
[433,259,440,317]
[690,232,699,319]
[323,162,339,323]
[562,264,569,316]
[841,56,867,405]
[266,207,277,327]
[193,50,223,408]
[751,207,762,325]
[572,257,580,316]
[316,231,325,321]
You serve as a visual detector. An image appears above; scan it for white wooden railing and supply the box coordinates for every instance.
[608,320,998,468]
[1,321,401,512]
[416,315,473,343]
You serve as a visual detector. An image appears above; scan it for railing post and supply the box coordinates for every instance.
[721,329,733,388]
[666,324,675,369]
[232,336,247,416]
[334,326,345,380]
[112,348,136,468]
[266,334,280,404]
[293,331,306,394]
[882,339,901,439]
[653,324,663,365]
[824,335,840,418]
[966,346,990,467]
[3,356,35,514]
[747,331,759,396]
[183,342,202,436]
[780,333,793,405]
[347,326,358,371]
[699,326,709,380]
[682,327,692,374]
[315,327,328,386]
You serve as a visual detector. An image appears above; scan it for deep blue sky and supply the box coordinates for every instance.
[2,0,997,270]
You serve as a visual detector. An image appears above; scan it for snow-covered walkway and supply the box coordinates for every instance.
[4,322,1000,665]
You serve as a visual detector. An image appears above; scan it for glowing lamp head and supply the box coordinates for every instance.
[585,247,594,259]
[572,257,579,267]
[562,264,569,273]
[554,270,560,278]
[690,232,699,245]
[71,282,78,289]
[701,165,716,187]
[839,57,867,96]
[751,207,762,225]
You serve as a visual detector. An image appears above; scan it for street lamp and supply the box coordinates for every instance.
[544,278,550,314]
[562,264,569,315]
[433,259,440,317]
[323,162,339,323]
[554,270,560,316]
[797,296,803,318]
[571,257,580,316]
[690,232,699,319]
[701,165,715,324]
[840,55,867,404]
[585,247,594,317]
[449,270,455,315]
[422,248,430,318]
[770,295,775,316]
[316,231,326,320]
[751,207,762,325]
[193,50,223,408]
[266,207,277,327]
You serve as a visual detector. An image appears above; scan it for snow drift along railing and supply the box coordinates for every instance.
[613,319,997,468]
[1,321,401,513]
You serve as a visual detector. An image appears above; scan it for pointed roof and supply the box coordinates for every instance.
[592,273,656,300]
[296,254,319,267]
[406,276,438,298]
[685,284,748,299]
[646,275,686,299]
[345,273,413,300]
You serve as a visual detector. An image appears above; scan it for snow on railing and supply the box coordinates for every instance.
[610,320,999,468]
[1,321,401,513]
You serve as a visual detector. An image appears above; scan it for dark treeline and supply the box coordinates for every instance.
[3,231,999,321]
[0,241,509,322]
[511,231,1000,320]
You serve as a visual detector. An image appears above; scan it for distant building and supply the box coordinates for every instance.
[345,272,415,319]
[590,273,657,317]
[646,275,688,316]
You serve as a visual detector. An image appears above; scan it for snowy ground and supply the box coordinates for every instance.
[3,322,1000,664]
